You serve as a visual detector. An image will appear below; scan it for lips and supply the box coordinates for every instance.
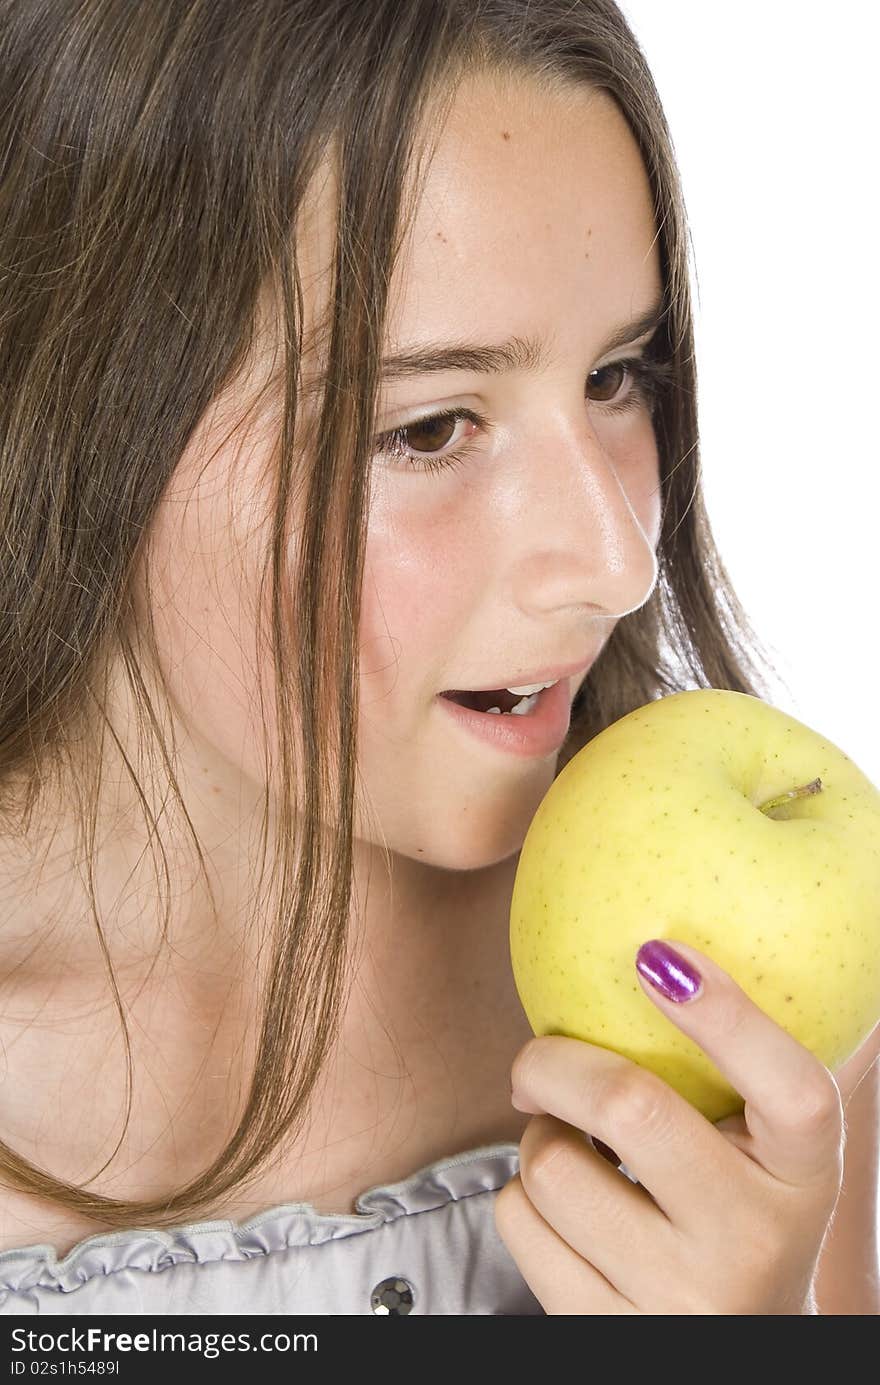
[435,676,574,756]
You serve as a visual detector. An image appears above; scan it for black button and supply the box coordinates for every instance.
[371,1276,415,1315]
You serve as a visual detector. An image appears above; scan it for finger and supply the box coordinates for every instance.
[715,1019,880,1154]
[514,1113,675,1307]
[635,938,844,1187]
[512,1033,748,1231]
[494,1169,640,1315]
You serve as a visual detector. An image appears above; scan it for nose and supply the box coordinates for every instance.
[506,408,659,622]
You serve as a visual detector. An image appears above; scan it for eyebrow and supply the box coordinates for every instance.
[376,297,668,383]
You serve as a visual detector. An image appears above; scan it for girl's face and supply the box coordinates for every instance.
[352,73,663,869]
[139,71,663,877]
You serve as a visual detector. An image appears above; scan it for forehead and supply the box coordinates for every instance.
[294,69,661,387]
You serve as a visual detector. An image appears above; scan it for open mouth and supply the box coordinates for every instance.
[436,678,574,755]
[439,687,545,716]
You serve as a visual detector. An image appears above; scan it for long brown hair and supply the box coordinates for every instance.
[0,0,781,1228]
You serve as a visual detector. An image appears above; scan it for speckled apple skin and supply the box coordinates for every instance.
[509,688,880,1123]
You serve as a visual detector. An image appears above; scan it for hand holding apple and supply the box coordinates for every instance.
[509,688,880,1121]
[495,939,851,1314]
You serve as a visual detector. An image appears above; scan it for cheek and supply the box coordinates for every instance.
[605,414,663,549]
[641,434,663,549]
[359,494,478,704]
[134,440,281,785]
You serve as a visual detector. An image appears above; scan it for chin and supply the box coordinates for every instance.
[355,759,558,872]
[397,815,535,873]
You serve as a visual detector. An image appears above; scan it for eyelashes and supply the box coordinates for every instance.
[372,353,676,476]
[375,406,485,477]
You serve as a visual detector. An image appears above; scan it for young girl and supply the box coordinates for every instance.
[0,0,876,1317]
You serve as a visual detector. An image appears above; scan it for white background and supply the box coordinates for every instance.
[620,0,879,787]
[620,0,880,1255]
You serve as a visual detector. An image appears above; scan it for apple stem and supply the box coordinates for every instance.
[758,776,823,816]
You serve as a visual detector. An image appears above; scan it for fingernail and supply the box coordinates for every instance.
[636,940,702,1003]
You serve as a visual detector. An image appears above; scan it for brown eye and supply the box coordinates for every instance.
[373,407,484,474]
[399,414,458,454]
[586,361,628,403]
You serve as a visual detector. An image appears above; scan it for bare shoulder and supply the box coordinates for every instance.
[0,992,136,1258]
[0,1189,108,1259]
[0,849,531,1263]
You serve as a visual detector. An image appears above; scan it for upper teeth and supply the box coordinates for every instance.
[506,680,558,696]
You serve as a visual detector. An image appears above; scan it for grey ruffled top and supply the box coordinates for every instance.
[0,1143,543,1316]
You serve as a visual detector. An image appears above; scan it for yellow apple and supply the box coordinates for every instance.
[509,688,880,1122]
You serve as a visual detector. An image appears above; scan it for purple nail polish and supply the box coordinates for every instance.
[636,940,702,1003]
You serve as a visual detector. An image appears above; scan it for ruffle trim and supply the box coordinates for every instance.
[0,1142,521,1297]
